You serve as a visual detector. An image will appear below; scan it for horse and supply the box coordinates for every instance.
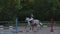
[25,18,43,30]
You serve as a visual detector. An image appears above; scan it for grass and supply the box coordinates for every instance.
[18,23,60,27]
[54,23,60,26]
[1,22,60,27]
[18,23,27,26]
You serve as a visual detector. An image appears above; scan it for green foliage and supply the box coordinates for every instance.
[0,0,60,21]
[0,0,17,21]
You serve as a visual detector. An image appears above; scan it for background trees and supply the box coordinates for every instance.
[0,0,60,21]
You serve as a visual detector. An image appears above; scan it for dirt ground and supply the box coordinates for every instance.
[0,26,60,34]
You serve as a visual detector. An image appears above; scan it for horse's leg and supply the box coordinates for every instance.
[30,25,32,30]
[29,24,34,30]
[36,24,41,30]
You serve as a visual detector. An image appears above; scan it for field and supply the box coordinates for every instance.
[0,21,60,34]
[18,27,60,34]
[0,26,60,34]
